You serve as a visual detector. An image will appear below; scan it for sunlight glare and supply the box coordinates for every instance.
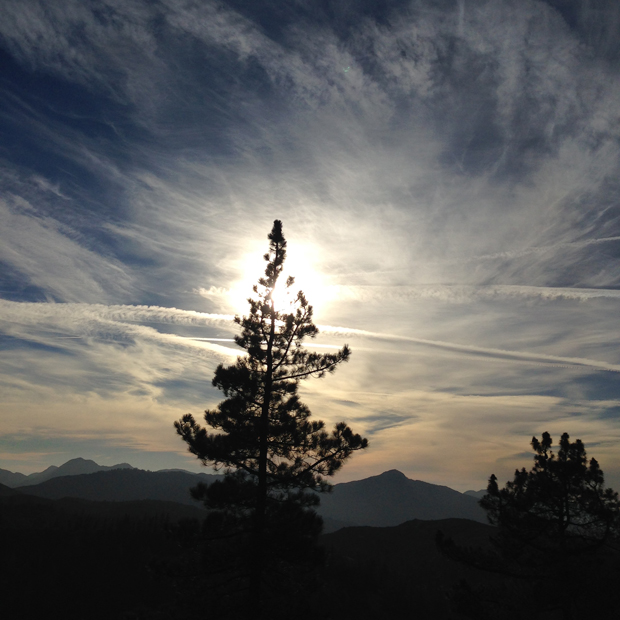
[229,243,337,316]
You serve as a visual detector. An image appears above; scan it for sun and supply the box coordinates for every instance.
[229,242,337,316]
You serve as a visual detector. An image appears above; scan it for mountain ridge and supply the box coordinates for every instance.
[6,458,487,528]
[317,468,487,526]
[0,457,135,488]
[19,468,219,506]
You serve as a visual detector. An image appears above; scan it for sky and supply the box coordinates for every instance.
[1,0,620,492]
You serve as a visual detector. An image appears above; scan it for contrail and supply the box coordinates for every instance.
[317,325,620,373]
[328,284,620,303]
[3,300,618,373]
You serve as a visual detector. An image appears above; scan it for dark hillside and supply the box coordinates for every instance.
[0,493,210,620]
[5,492,604,620]
[21,468,219,505]
[0,493,206,529]
[3,487,499,620]
[0,482,18,497]
[319,518,504,620]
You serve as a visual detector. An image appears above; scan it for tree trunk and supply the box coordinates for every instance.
[249,295,276,617]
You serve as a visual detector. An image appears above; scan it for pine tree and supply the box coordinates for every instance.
[438,432,620,619]
[174,220,368,615]
[440,433,620,620]
[481,432,620,559]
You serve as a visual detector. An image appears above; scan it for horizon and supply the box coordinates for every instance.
[1,456,488,493]
[2,1,620,494]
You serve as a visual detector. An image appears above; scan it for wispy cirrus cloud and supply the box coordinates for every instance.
[0,196,133,302]
[1,1,620,486]
[4,297,619,375]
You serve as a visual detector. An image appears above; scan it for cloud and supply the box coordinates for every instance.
[0,301,239,415]
[0,299,234,329]
[317,321,620,374]
[3,0,620,301]
[322,283,620,304]
[1,1,620,489]
[0,393,212,474]
[437,236,620,265]
[5,296,618,379]
[0,196,133,302]
[0,0,163,105]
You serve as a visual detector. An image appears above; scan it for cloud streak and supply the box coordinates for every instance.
[319,323,620,373]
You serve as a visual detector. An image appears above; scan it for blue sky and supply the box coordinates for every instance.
[2,0,620,491]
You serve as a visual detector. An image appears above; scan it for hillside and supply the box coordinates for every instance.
[1,486,497,620]
[317,469,487,527]
[0,481,19,497]
[0,492,206,529]
[5,467,615,619]
[20,468,219,506]
[319,518,500,619]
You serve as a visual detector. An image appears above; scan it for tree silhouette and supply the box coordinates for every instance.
[481,432,619,559]
[480,432,620,618]
[175,220,368,616]
[440,432,620,619]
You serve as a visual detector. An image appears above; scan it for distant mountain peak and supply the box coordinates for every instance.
[378,469,408,480]
[62,458,97,466]
[40,465,59,473]
[57,458,135,472]
[318,469,487,528]
[0,457,136,488]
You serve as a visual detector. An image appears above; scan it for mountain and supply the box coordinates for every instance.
[20,467,219,506]
[51,457,133,477]
[0,457,134,488]
[5,461,487,528]
[0,466,51,487]
[316,469,487,528]
[464,489,487,499]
